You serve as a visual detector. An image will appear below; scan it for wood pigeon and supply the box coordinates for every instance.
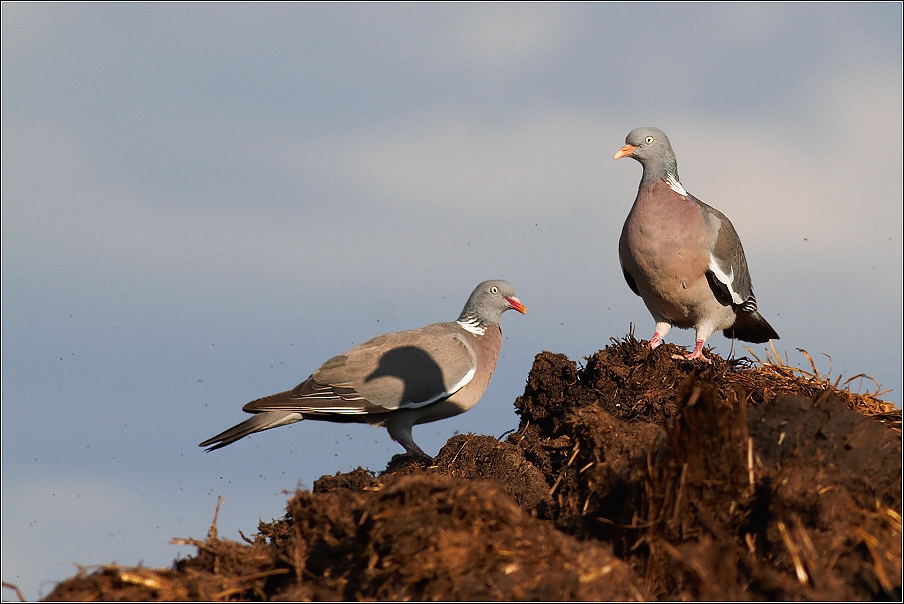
[200,280,525,455]
[614,127,778,361]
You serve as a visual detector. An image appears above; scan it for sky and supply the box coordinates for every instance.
[2,3,902,600]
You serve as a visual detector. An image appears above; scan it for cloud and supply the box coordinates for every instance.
[672,58,903,249]
[445,4,567,75]
[312,112,610,213]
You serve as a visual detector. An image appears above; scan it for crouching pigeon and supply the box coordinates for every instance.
[613,127,778,361]
[200,280,525,455]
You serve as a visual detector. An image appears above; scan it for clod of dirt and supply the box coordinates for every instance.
[282,473,648,601]
[39,337,901,602]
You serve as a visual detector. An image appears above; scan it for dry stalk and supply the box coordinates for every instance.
[854,527,895,592]
[548,443,581,496]
[208,495,224,541]
[747,437,755,490]
[1,582,25,603]
[777,520,808,586]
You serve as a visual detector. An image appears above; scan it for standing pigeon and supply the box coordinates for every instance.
[200,280,525,455]
[613,127,778,361]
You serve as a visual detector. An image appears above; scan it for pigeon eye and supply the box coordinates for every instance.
[644,136,654,144]
[490,286,499,294]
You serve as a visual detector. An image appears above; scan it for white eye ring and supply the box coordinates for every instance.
[644,135,654,144]
[490,286,499,294]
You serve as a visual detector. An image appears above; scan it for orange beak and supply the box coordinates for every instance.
[613,144,636,160]
[506,296,526,314]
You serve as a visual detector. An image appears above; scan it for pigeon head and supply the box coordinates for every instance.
[457,280,525,330]
[614,127,679,183]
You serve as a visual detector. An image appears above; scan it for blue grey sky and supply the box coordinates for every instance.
[2,3,901,600]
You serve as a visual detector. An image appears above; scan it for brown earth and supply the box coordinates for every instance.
[38,338,902,601]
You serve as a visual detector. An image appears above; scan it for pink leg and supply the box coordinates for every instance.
[649,333,662,349]
[683,340,710,362]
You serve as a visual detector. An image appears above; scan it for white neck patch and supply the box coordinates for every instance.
[457,318,486,336]
[667,173,688,197]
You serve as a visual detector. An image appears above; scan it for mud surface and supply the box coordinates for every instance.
[42,339,902,601]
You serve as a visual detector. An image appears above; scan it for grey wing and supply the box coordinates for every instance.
[618,229,641,296]
[695,197,756,311]
[241,364,377,416]
[244,324,477,415]
[347,324,477,410]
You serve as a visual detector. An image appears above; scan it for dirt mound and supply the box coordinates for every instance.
[41,338,902,601]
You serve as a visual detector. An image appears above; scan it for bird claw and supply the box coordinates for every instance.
[672,352,712,363]
[673,341,711,363]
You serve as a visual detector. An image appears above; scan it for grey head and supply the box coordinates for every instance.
[456,280,526,329]
[613,127,679,184]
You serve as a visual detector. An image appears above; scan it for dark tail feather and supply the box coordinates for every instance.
[199,411,303,451]
[724,311,779,344]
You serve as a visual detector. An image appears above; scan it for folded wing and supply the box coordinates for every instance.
[243,323,477,416]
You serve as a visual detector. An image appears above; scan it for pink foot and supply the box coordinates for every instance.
[649,333,663,349]
[673,340,711,363]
